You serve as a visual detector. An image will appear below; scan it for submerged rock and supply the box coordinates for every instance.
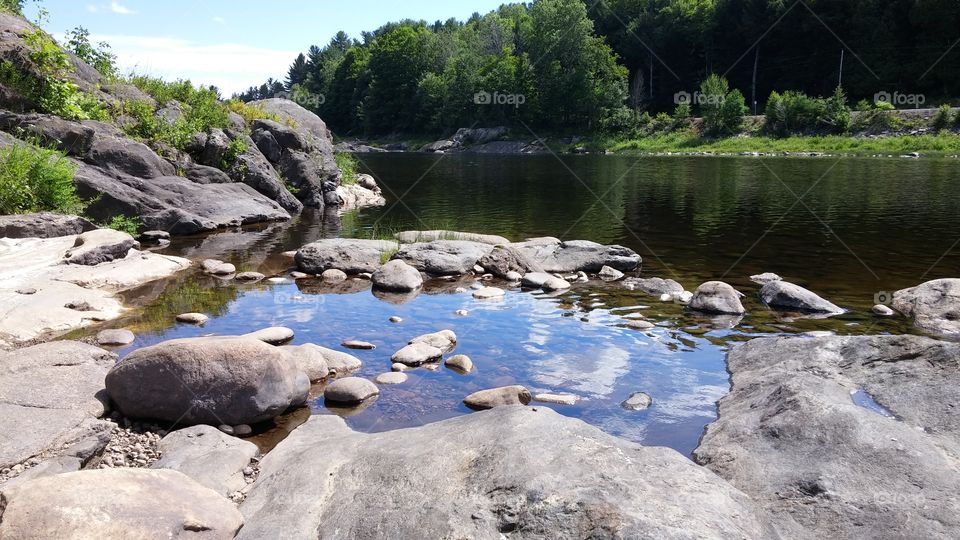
[473,286,505,300]
[0,469,243,539]
[373,372,408,385]
[689,281,746,315]
[759,280,844,315]
[893,278,960,338]
[695,334,960,539]
[621,392,653,411]
[623,276,684,296]
[237,407,777,539]
[201,258,236,275]
[444,354,473,373]
[105,336,308,426]
[464,385,532,409]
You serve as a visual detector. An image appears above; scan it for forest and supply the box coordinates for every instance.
[237,0,959,137]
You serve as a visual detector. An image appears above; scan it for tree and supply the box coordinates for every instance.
[285,53,309,90]
[699,74,746,136]
[65,26,117,79]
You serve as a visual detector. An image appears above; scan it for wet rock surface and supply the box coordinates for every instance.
[695,334,960,539]
[893,278,960,339]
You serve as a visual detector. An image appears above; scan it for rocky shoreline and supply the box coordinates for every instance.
[1,220,958,537]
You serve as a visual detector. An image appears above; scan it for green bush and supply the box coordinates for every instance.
[121,75,231,150]
[65,27,117,79]
[335,152,358,185]
[852,103,898,133]
[225,99,280,126]
[104,215,141,236]
[0,141,82,215]
[699,74,747,136]
[222,137,247,168]
[932,104,953,130]
[0,0,23,14]
[764,87,850,137]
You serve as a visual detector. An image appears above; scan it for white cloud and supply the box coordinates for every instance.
[86,5,99,13]
[212,16,226,25]
[94,34,295,95]
[110,2,135,15]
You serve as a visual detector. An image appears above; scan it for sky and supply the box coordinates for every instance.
[27,1,508,95]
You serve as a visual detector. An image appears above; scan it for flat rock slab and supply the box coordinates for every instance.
[295,238,398,274]
[0,341,116,469]
[0,468,243,539]
[473,286,505,300]
[694,335,960,539]
[464,385,532,409]
[238,407,777,539]
[152,424,258,496]
[511,239,641,273]
[409,330,457,353]
[393,240,495,275]
[0,212,95,239]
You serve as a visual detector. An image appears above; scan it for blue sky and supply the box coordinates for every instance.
[28,1,508,95]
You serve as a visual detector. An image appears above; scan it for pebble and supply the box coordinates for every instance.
[621,392,653,411]
[389,316,403,323]
[322,269,348,282]
[290,271,310,279]
[505,271,522,282]
[872,304,895,316]
[542,277,571,291]
[15,287,37,295]
[659,293,673,302]
[455,287,468,293]
[233,424,253,436]
[473,265,485,274]
[473,287,506,300]
[374,372,408,385]
[444,354,474,373]
[357,273,372,279]
[342,340,376,350]
[218,424,235,435]
[176,312,209,325]
[626,320,655,330]
[391,363,410,372]
[267,277,288,284]
[235,272,265,282]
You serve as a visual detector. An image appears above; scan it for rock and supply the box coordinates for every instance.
[621,392,653,411]
[151,424,258,496]
[759,280,844,315]
[321,268,348,282]
[290,271,309,279]
[96,328,135,346]
[324,377,379,404]
[533,393,579,405]
[176,312,209,325]
[233,424,252,436]
[251,98,333,142]
[541,276,571,291]
[183,162,233,185]
[512,239,641,273]
[660,293,673,302]
[409,330,457,353]
[335,183,386,211]
[64,229,138,266]
[74,162,290,235]
[295,239,398,274]
[235,271,265,282]
[473,286,505,300]
[105,336,309,425]
[598,265,624,281]
[623,277,685,296]
[87,133,177,179]
[0,341,116,470]
[342,340,375,350]
[675,290,694,304]
[395,230,510,245]
[391,342,443,366]
[872,304,895,316]
[477,245,544,279]
[389,316,402,323]
[504,270,522,281]
[521,272,553,288]
[139,230,170,244]
[893,278,960,338]
[308,345,363,375]
[279,344,330,382]
[749,272,782,285]
[626,320,655,330]
[444,354,473,373]
[227,143,304,212]
[393,240,494,275]
[373,372,408,385]
[689,281,746,315]
[0,212,95,239]
[371,259,423,292]
[244,326,295,345]
[391,363,409,372]
[237,407,775,539]
[202,258,236,275]
[695,335,960,539]
[0,469,243,538]
[464,386,532,409]
[218,425,235,436]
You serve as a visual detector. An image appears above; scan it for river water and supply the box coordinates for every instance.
[92,154,960,456]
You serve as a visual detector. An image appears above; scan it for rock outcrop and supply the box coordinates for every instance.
[893,278,960,339]
[239,407,777,539]
[151,424,258,496]
[511,239,641,273]
[695,335,960,539]
[0,213,95,239]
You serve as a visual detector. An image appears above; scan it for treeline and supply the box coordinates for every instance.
[237,0,960,136]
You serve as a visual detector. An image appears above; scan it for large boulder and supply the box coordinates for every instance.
[105,336,309,426]
[695,335,960,539]
[512,239,641,273]
[86,133,177,179]
[689,281,746,315]
[275,151,328,207]
[295,238,398,274]
[0,468,244,539]
[0,212,95,239]
[371,259,423,292]
[893,278,960,339]
[251,98,332,141]
[0,341,115,470]
[151,424,258,496]
[238,407,777,539]
[0,111,97,155]
[478,245,544,278]
[759,280,844,315]
[75,163,290,235]
[393,240,494,276]
[227,142,304,213]
[335,183,386,211]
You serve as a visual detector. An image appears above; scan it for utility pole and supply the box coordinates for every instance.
[838,49,844,88]
[752,47,760,115]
